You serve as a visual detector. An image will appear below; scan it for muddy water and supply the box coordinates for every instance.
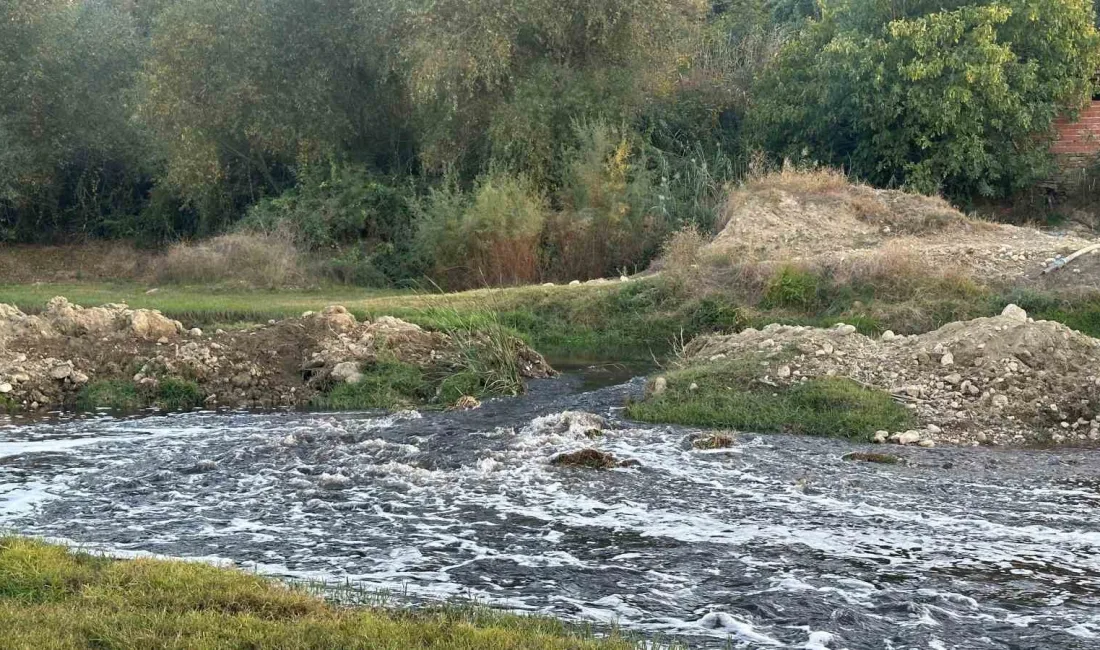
[2,369,1099,649]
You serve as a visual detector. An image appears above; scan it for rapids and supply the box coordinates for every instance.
[1,367,1098,648]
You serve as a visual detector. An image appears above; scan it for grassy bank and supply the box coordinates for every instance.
[1,271,1098,363]
[0,537,639,650]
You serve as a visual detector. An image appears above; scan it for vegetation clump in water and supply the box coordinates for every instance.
[627,361,913,442]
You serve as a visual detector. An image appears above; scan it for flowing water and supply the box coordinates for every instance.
[2,367,1099,649]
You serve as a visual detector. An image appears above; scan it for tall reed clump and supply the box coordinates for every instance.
[543,121,666,280]
[415,171,547,289]
[417,301,529,401]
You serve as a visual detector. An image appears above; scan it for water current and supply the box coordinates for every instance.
[1,366,1099,649]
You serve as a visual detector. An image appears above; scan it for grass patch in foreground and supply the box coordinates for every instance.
[76,378,205,413]
[0,537,636,650]
[626,362,912,442]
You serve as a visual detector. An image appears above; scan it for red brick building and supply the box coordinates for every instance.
[1051,100,1100,168]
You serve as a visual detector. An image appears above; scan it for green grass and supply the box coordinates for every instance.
[0,537,638,650]
[2,274,1099,365]
[626,361,913,441]
[76,378,204,413]
[312,361,432,410]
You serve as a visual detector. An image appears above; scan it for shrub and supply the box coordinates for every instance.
[544,121,666,280]
[415,171,547,288]
[153,230,309,288]
[763,265,821,309]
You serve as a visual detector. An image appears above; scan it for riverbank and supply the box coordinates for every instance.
[0,537,636,649]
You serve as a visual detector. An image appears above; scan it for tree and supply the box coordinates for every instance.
[751,0,1100,199]
[0,0,149,240]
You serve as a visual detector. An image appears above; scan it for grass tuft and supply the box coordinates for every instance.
[76,378,204,413]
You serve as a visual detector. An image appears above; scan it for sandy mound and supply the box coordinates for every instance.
[682,305,1100,446]
[0,299,552,412]
[707,170,1098,289]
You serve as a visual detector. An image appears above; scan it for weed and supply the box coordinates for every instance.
[76,380,144,412]
[313,362,430,410]
[154,378,205,411]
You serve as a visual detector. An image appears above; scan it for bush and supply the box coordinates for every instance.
[544,121,665,280]
[153,230,309,288]
[241,164,416,251]
[415,171,546,289]
[752,0,1100,200]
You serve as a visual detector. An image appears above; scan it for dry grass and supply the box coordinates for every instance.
[153,231,310,288]
[0,241,149,284]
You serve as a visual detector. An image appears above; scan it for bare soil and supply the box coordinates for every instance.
[708,172,1100,291]
[0,298,552,412]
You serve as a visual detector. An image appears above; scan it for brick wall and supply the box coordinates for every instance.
[1051,101,1100,166]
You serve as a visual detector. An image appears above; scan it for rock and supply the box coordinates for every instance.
[569,280,581,286]
[188,328,203,337]
[450,395,481,411]
[1001,304,1028,322]
[693,432,736,449]
[892,430,922,445]
[822,342,835,355]
[881,330,897,342]
[926,424,942,434]
[651,376,668,396]
[71,371,89,385]
[620,276,630,282]
[918,440,936,448]
[873,430,889,444]
[944,373,962,385]
[550,448,624,469]
[317,305,357,331]
[231,372,253,388]
[50,363,73,380]
[330,361,362,384]
[835,324,857,336]
[0,383,10,394]
[991,394,1009,409]
[689,382,699,391]
[129,310,178,340]
[777,365,792,378]
[940,352,954,366]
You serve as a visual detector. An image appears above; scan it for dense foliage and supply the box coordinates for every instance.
[1,0,1097,286]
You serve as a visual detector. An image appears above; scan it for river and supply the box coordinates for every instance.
[1,366,1098,649]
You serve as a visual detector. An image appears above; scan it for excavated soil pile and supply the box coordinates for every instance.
[708,173,1099,290]
[0,298,552,412]
[683,305,1100,446]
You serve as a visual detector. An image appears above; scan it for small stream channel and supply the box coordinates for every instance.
[1,365,1099,648]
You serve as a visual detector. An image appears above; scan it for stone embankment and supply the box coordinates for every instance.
[682,304,1100,446]
[0,297,552,412]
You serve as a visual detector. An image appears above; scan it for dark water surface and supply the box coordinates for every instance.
[2,369,1099,649]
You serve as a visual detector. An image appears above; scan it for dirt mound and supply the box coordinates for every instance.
[707,170,1098,290]
[682,305,1100,446]
[0,298,552,412]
